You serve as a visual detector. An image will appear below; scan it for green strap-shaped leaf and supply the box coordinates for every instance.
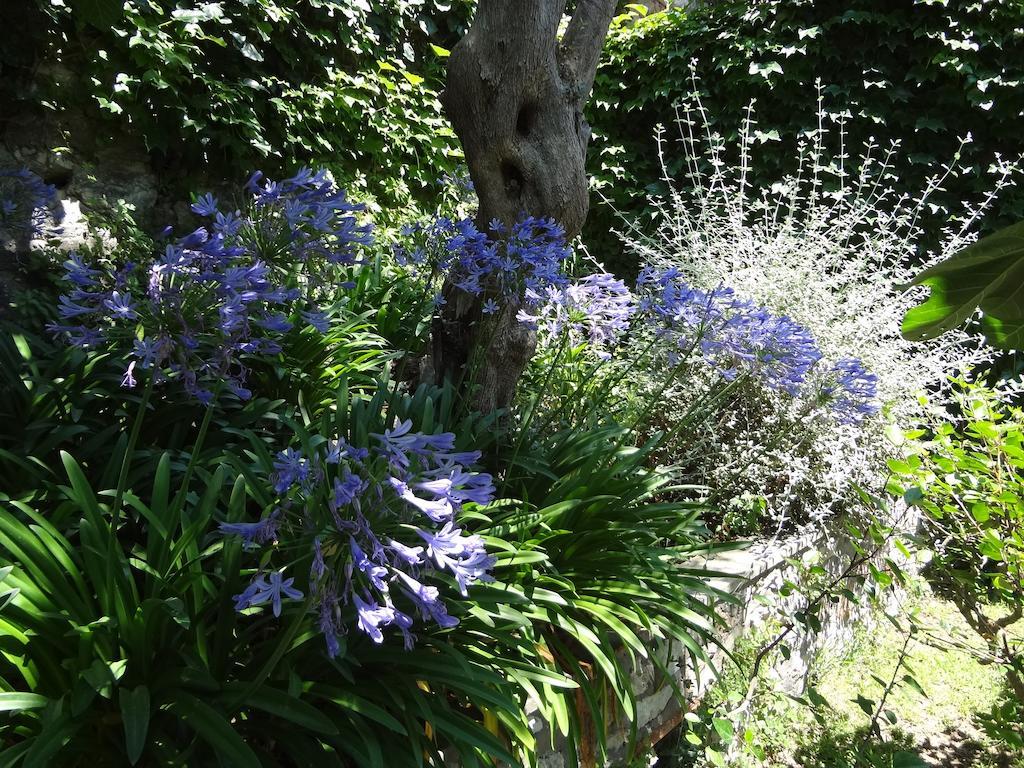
[220,682,338,735]
[0,692,48,712]
[310,684,407,735]
[902,220,1024,350]
[414,706,518,766]
[23,711,80,768]
[119,685,150,765]
[168,693,261,768]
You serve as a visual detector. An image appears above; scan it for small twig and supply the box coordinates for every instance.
[864,626,914,742]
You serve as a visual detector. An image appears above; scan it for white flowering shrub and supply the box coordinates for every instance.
[613,84,1020,535]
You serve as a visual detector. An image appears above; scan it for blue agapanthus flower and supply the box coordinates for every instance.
[711,298,822,396]
[394,214,572,311]
[0,168,60,242]
[243,168,373,270]
[191,193,219,217]
[222,420,496,656]
[636,268,823,395]
[219,512,280,547]
[518,272,636,359]
[48,168,371,403]
[233,570,304,617]
[636,268,880,422]
[823,357,880,424]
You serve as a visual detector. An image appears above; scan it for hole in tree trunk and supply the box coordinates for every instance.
[501,160,523,199]
[516,102,538,137]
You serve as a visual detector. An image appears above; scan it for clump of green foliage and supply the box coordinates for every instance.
[0,171,734,766]
[894,382,1024,753]
[1,0,472,210]
[664,588,1021,768]
[588,0,1024,273]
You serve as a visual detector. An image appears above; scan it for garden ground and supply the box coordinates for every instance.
[662,584,1024,768]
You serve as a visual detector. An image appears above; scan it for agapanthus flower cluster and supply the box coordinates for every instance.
[48,168,371,402]
[517,272,636,359]
[237,168,372,278]
[636,267,824,396]
[223,420,496,655]
[618,83,1010,532]
[821,358,881,425]
[0,168,59,242]
[394,215,571,309]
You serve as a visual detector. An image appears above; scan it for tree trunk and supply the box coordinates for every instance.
[431,0,617,414]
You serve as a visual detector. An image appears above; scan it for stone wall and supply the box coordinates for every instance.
[531,511,917,767]
[0,69,164,319]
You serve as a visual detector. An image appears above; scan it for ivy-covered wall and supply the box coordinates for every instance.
[587,0,1024,274]
[0,0,473,216]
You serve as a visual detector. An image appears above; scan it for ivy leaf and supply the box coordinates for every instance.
[96,97,124,115]
[901,220,1024,350]
[171,4,225,23]
[229,33,264,62]
[914,116,947,132]
[237,42,264,62]
[749,61,784,79]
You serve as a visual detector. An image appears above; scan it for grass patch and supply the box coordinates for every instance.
[658,583,1023,767]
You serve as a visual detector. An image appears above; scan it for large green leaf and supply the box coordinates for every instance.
[119,685,150,765]
[23,712,80,768]
[221,683,338,735]
[0,693,48,712]
[168,693,261,768]
[902,220,1024,350]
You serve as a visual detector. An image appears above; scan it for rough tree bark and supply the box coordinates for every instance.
[430,0,617,414]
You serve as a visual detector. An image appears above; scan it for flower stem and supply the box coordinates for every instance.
[106,374,155,613]
[110,376,155,531]
[169,393,219,517]
[507,332,571,466]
